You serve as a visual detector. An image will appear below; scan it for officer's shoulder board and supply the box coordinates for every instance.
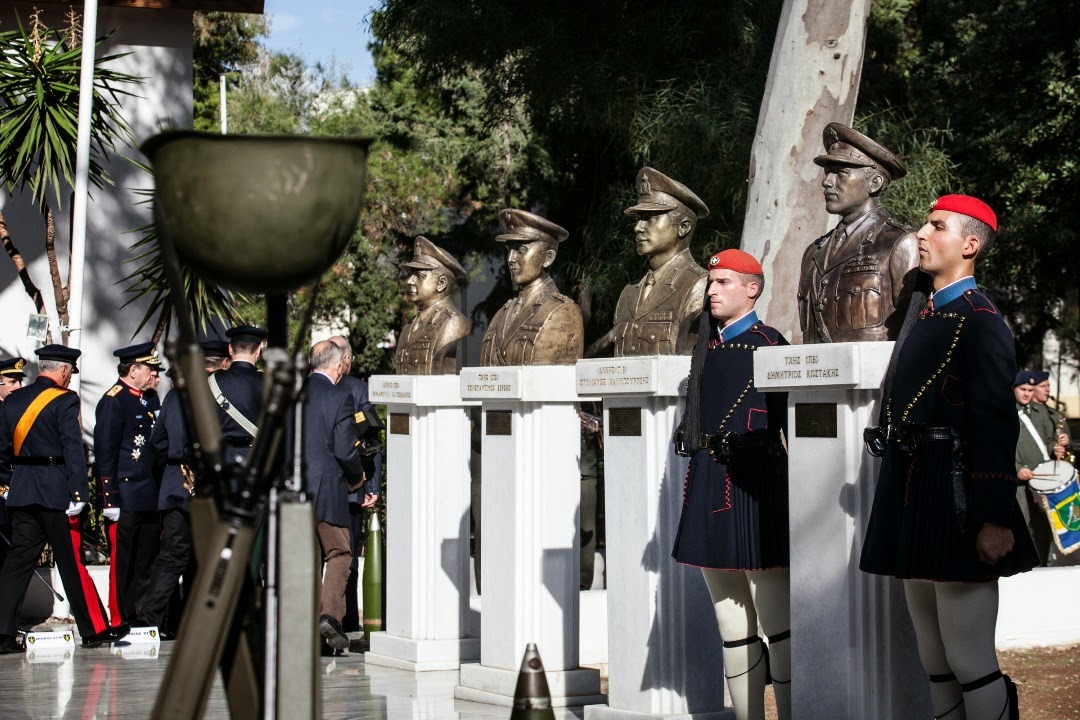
[882,216,915,234]
[106,384,124,398]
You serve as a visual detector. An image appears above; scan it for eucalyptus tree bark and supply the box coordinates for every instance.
[0,210,50,340]
[739,0,872,343]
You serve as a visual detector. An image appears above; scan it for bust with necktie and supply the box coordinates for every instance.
[613,167,710,356]
[479,208,584,366]
[797,122,921,343]
[395,236,472,375]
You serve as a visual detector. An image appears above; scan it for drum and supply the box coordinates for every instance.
[1030,460,1078,495]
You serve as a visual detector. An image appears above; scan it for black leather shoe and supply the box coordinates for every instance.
[82,624,129,648]
[318,615,349,651]
[0,634,23,654]
[109,624,131,642]
[158,628,177,642]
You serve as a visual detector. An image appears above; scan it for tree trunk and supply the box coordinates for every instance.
[738,0,872,343]
[43,205,70,345]
[0,209,50,339]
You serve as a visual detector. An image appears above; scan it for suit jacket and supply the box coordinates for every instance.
[213,360,264,446]
[94,378,158,511]
[338,374,382,500]
[303,373,366,526]
[150,390,194,511]
[395,297,471,375]
[480,276,583,366]
[0,377,89,510]
[797,205,919,343]
[613,249,707,356]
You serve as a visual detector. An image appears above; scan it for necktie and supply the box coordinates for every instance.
[641,271,656,302]
[827,225,847,264]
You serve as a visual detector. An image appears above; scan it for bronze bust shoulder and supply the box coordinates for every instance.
[797,123,920,343]
[480,209,584,366]
[614,167,709,356]
[395,237,471,375]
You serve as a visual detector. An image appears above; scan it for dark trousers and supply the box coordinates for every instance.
[136,509,192,628]
[108,510,160,626]
[0,506,110,637]
[343,503,367,632]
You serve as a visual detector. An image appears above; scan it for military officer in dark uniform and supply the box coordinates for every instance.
[480,209,584,366]
[0,357,27,569]
[211,325,266,466]
[614,167,709,356]
[136,340,229,634]
[797,123,920,343]
[0,345,128,652]
[673,249,791,720]
[396,237,471,375]
[861,195,1038,720]
[95,341,162,627]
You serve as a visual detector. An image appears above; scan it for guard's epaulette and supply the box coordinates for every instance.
[748,323,783,347]
[106,384,123,398]
[961,287,999,314]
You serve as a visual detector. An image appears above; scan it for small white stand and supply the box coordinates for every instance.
[577,356,732,720]
[365,375,480,671]
[755,341,930,719]
[454,365,603,708]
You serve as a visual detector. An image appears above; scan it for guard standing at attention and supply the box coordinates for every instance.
[95,341,163,627]
[0,345,128,651]
[861,195,1038,720]
[672,249,791,720]
[211,325,267,467]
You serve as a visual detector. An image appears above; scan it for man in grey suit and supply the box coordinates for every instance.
[304,340,367,651]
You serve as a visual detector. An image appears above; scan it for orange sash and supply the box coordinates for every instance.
[13,388,66,456]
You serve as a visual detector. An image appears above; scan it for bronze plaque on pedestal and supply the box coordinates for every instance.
[389,413,410,436]
[794,403,837,438]
[486,410,513,436]
[608,407,642,437]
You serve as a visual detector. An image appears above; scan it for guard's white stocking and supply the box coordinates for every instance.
[749,568,791,720]
[937,582,1009,720]
[905,579,966,719]
[702,569,766,720]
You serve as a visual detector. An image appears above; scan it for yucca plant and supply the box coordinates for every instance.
[0,10,140,344]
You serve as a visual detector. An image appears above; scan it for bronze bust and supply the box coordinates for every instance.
[395,236,472,375]
[797,123,919,343]
[480,209,584,366]
[614,167,709,356]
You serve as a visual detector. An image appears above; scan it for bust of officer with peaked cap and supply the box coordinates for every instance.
[797,122,920,344]
[396,236,472,375]
[480,208,584,366]
[614,167,711,356]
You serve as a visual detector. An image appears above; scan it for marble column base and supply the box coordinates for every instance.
[585,705,734,720]
[366,634,480,672]
[454,662,604,708]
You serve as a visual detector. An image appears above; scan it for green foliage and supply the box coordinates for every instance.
[192,11,267,132]
[0,14,138,209]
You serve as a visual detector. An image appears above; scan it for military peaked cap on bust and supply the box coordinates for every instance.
[624,167,710,221]
[0,357,27,378]
[114,341,161,366]
[814,123,907,181]
[200,339,231,359]
[495,208,569,244]
[402,236,467,280]
[226,325,268,344]
[35,344,81,373]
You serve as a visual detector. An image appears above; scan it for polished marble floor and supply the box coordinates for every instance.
[0,632,590,719]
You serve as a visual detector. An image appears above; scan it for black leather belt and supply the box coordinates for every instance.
[11,456,65,466]
[165,457,190,466]
[676,430,772,462]
[224,438,253,448]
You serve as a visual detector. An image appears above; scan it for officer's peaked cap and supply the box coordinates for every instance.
[625,167,710,221]
[402,236,467,280]
[814,123,907,181]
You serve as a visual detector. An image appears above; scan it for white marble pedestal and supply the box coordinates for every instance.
[365,375,480,671]
[755,341,930,719]
[453,365,604,708]
[576,356,732,720]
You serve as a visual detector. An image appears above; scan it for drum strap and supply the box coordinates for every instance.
[1017,410,1050,462]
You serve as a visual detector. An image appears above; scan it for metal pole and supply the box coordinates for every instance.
[220,74,227,135]
[67,0,100,392]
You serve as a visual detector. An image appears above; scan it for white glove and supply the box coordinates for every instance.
[103,507,120,523]
[1,488,8,500]
[66,501,86,517]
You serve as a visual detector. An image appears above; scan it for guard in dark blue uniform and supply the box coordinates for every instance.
[94,341,162,627]
[672,249,791,720]
[327,336,382,632]
[0,346,128,652]
[211,326,266,466]
[0,356,27,570]
[860,195,1036,720]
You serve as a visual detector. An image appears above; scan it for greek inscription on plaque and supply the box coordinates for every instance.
[486,410,513,436]
[608,407,642,437]
[795,403,837,438]
[389,413,410,436]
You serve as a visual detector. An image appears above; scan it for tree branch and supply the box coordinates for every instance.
[0,209,50,336]
[43,205,70,345]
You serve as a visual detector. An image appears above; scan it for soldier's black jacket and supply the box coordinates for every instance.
[860,278,1039,581]
[150,389,193,511]
[0,377,89,510]
[339,374,382,501]
[213,360,263,446]
[94,379,157,512]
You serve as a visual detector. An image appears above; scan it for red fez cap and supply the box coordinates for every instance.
[707,249,763,275]
[930,194,998,232]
